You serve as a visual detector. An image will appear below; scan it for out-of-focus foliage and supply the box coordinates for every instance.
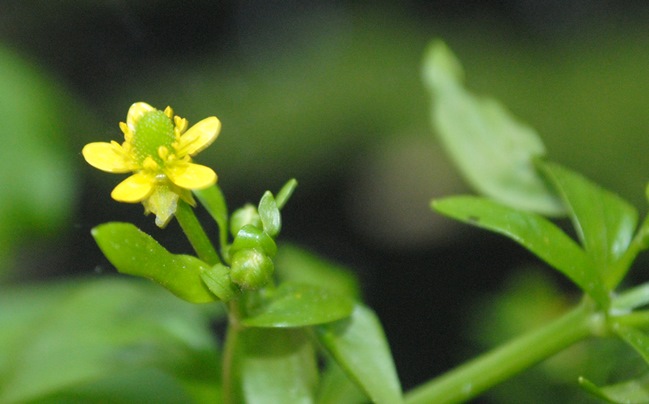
[0,277,223,403]
[0,46,79,276]
[423,40,563,216]
[466,269,644,404]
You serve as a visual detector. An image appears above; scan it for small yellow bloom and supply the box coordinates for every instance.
[83,102,220,227]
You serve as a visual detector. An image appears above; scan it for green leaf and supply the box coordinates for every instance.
[275,244,361,300]
[0,45,79,274]
[614,324,649,365]
[230,327,317,404]
[0,278,222,403]
[422,40,563,215]
[315,305,403,404]
[276,178,298,210]
[258,191,281,237]
[580,374,649,404]
[433,196,608,306]
[241,283,354,328]
[200,263,237,301]
[613,282,649,312]
[537,160,638,288]
[194,184,229,248]
[316,357,368,404]
[92,222,217,303]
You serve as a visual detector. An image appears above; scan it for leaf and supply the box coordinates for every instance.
[194,184,229,248]
[200,263,237,302]
[432,196,608,306]
[316,357,368,404]
[579,374,649,404]
[230,327,317,404]
[537,160,638,288]
[241,282,354,328]
[315,305,403,404]
[274,244,361,300]
[613,282,649,312]
[92,222,217,303]
[422,40,563,215]
[0,45,79,274]
[258,191,281,237]
[614,324,649,365]
[0,278,222,403]
[276,178,298,210]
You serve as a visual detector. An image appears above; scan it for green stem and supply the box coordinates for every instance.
[175,199,221,265]
[614,310,649,329]
[405,300,596,404]
[222,299,243,404]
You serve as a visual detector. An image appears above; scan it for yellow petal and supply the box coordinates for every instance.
[167,162,217,190]
[111,173,154,202]
[176,116,221,156]
[126,102,155,128]
[82,142,133,173]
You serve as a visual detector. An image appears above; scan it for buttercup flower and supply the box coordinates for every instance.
[83,102,221,227]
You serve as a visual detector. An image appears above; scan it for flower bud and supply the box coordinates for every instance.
[230,204,262,237]
[230,224,277,258]
[230,248,274,290]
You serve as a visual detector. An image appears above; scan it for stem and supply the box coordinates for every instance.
[614,310,649,329]
[405,300,596,404]
[222,299,243,404]
[175,199,221,265]
[194,185,230,251]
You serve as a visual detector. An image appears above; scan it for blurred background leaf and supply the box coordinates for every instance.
[0,277,223,403]
[0,45,82,279]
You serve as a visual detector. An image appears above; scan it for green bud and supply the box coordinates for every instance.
[230,248,274,290]
[230,203,262,237]
[230,224,278,258]
[258,191,281,237]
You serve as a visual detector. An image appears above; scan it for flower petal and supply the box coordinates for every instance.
[126,102,155,129]
[82,142,134,173]
[111,173,154,202]
[167,162,217,190]
[176,116,221,156]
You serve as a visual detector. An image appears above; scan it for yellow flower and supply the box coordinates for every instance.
[83,102,220,227]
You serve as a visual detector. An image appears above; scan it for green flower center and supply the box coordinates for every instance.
[131,110,175,165]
